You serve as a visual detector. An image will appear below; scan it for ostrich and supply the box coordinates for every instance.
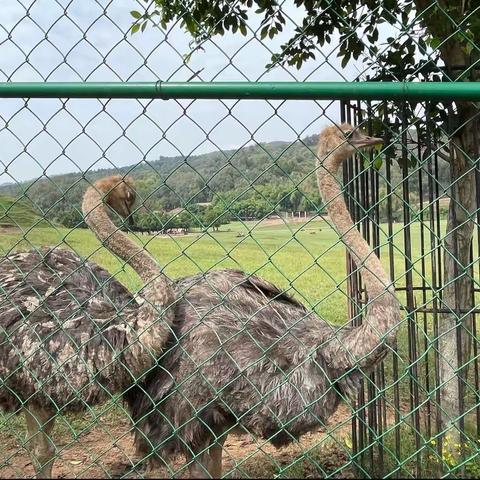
[125,123,401,478]
[0,175,176,478]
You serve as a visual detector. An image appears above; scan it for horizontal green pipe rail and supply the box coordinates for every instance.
[1,81,480,100]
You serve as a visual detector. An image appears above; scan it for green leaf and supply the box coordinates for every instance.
[130,10,142,19]
[428,37,442,50]
[131,23,140,34]
[373,155,383,170]
[341,53,350,69]
[464,42,474,56]
[260,25,269,39]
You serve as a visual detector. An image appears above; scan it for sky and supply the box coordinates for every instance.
[0,0,385,185]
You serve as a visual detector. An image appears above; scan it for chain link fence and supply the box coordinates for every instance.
[1,0,480,478]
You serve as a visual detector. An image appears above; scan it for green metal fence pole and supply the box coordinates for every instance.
[1,81,480,100]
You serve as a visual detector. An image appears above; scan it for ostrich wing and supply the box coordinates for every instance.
[0,247,140,412]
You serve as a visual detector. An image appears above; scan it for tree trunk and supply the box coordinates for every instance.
[439,104,478,455]
[412,0,479,454]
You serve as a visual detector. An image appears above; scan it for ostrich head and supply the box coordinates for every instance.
[318,123,383,161]
[95,175,136,225]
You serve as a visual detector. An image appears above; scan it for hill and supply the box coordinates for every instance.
[0,132,451,227]
[0,135,323,226]
[0,196,54,229]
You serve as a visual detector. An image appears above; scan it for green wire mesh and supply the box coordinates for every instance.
[0,1,480,478]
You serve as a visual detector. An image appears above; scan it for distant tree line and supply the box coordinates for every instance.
[134,204,231,234]
[0,134,452,230]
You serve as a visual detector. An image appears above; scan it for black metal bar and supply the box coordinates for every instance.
[428,104,443,472]
[401,103,422,478]
[417,122,432,439]
[342,100,362,478]
[384,103,401,480]
[354,100,367,476]
[368,101,385,477]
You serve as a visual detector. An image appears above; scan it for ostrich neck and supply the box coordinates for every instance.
[316,151,392,297]
[82,187,161,283]
[81,184,176,377]
[316,149,400,372]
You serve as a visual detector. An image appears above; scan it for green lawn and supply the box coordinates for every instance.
[0,215,457,384]
[0,217,471,393]
[0,216,450,324]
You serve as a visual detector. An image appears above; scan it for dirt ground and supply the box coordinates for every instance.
[260,215,326,227]
[0,226,20,233]
[0,405,353,478]
[0,402,409,479]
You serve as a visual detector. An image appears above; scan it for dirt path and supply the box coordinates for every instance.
[0,402,408,478]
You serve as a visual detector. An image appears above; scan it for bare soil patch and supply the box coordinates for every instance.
[0,402,409,478]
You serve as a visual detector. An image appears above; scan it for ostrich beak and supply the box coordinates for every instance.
[352,134,383,148]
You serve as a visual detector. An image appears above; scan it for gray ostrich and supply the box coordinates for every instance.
[125,123,401,478]
[0,175,175,478]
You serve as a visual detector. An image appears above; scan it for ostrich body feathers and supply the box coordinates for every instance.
[126,269,367,458]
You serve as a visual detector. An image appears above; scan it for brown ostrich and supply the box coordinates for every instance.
[0,175,175,478]
[125,123,401,478]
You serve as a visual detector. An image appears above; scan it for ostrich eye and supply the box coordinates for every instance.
[343,129,353,139]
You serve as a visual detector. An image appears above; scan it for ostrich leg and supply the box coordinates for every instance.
[24,407,56,479]
[207,439,225,479]
[187,451,208,479]
[187,436,226,479]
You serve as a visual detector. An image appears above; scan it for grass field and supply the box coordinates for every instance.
[0,216,478,477]
[0,215,444,323]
